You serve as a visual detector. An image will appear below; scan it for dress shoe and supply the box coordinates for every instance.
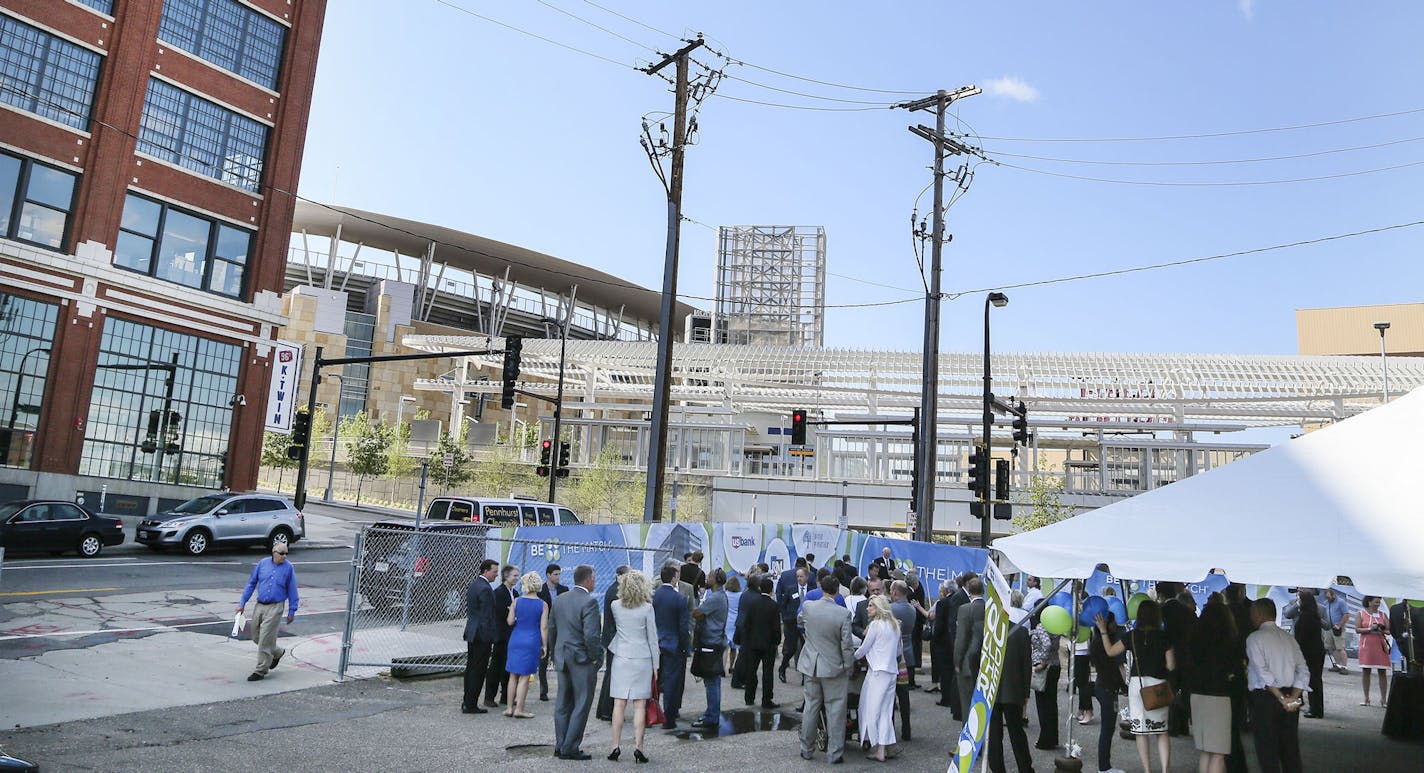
[690,718,718,729]
[633,749,649,764]
[461,705,488,714]
[607,748,620,761]
[661,720,677,730]
[935,700,953,707]
[778,669,787,684]
[270,650,284,669]
[564,751,592,761]
[596,714,612,722]
[553,750,563,759]
[482,699,499,708]
[247,672,264,681]
[830,756,844,764]
[760,701,778,709]
[1304,712,1324,718]
[800,751,815,760]
[1034,742,1057,750]
[539,694,550,702]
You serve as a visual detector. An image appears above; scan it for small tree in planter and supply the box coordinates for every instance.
[347,413,392,505]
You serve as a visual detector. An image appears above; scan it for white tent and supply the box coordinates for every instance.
[994,387,1424,599]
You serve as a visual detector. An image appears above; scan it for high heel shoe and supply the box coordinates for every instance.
[633,749,648,764]
[608,748,621,761]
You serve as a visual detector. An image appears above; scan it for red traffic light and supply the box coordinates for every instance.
[792,410,805,422]
[541,439,552,449]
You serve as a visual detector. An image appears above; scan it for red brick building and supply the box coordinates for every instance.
[0,0,326,511]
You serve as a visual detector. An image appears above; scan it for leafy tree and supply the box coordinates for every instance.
[431,431,472,491]
[472,442,538,499]
[385,428,418,479]
[261,431,295,490]
[1012,473,1077,532]
[567,445,645,520]
[347,413,392,505]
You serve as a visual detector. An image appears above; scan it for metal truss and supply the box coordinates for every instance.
[406,336,1422,428]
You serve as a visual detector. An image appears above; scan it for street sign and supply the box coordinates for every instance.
[788,447,814,458]
[442,453,454,469]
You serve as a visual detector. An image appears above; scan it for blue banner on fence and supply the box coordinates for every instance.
[856,534,988,591]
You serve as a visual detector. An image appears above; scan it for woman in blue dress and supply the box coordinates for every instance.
[504,571,548,718]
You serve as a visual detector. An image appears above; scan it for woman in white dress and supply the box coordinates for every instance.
[855,595,900,762]
[608,569,660,763]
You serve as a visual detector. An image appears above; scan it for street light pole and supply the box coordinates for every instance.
[324,374,343,502]
[981,292,1008,547]
[1375,321,1391,402]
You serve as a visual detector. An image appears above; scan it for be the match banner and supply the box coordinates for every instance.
[950,559,1013,773]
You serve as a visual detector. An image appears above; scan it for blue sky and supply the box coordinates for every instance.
[297,1,1424,356]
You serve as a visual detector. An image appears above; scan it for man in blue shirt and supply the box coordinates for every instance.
[237,544,300,681]
[1322,588,1351,674]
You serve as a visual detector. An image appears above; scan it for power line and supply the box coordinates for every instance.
[534,0,656,53]
[709,91,891,112]
[945,219,1424,299]
[434,0,635,69]
[579,0,682,41]
[976,106,1424,143]
[993,158,1424,187]
[982,135,1424,167]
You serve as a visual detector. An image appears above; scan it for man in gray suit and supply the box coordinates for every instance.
[461,559,499,714]
[549,564,602,761]
[796,575,858,764]
[953,576,987,719]
[889,580,918,741]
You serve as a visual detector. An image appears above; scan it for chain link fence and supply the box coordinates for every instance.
[338,524,664,679]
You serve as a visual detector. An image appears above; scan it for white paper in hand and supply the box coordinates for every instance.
[231,611,246,638]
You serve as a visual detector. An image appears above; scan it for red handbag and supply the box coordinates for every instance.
[646,675,666,726]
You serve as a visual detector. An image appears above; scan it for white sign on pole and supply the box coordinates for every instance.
[264,341,303,433]
[442,453,454,469]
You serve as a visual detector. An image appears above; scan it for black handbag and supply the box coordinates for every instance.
[691,646,726,678]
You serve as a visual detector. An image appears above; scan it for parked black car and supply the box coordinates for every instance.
[0,500,126,557]
[359,520,488,620]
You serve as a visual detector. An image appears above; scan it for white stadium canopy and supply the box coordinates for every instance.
[994,387,1424,599]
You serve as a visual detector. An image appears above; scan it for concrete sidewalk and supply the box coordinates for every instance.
[2,662,1419,772]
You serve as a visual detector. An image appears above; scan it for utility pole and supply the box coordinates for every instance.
[547,288,575,503]
[641,37,704,523]
[897,86,981,543]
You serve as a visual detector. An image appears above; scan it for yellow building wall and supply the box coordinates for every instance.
[1296,303,1424,356]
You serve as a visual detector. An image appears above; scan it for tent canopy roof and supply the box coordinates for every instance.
[994,388,1424,599]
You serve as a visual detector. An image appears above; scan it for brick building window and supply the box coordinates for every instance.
[80,317,241,489]
[0,13,103,130]
[115,192,250,297]
[0,150,78,250]
[0,293,59,469]
[74,0,115,14]
[136,78,268,192]
[158,0,286,90]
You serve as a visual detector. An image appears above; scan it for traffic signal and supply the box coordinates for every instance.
[537,438,551,477]
[908,457,920,514]
[966,445,990,502]
[558,441,570,467]
[1012,400,1030,445]
[501,335,523,410]
[287,408,311,461]
[142,409,183,454]
[791,409,807,445]
[995,458,1010,502]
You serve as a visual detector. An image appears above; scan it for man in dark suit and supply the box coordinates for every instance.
[596,565,629,721]
[1159,581,1196,736]
[536,564,569,702]
[653,564,691,728]
[487,564,519,702]
[943,572,976,720]
[549,564,602,761]
[461,559,499,714]
[954,576,987,717]
[485,564,519,707]
[931,580,958,708]
[906,573,928,688]
[680,550,707,592]
[869,546,894,580]
[988,622,1035,773]
[777,564,810,682]
[1390,598,1424,673]
[736,575,783,708]
[852,578,883,638]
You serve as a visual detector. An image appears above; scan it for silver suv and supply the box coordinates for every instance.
[136,492,305,556]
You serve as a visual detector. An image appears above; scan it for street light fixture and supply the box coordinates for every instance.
[981,291,1009,547]
[395,395,416,433]
[1374,321,1391,402]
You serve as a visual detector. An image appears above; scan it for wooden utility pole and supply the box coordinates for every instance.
[897,85,980,543]
[641,37,704,523]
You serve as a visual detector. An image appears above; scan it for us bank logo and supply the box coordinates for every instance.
[731,535,757,549]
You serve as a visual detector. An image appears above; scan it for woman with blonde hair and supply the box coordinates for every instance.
[607,569,660,763]
[504,571,547,718]
[854,595,900,761]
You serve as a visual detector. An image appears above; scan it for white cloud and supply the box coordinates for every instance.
[982,76,1040,103]
[1239,0,1256,20]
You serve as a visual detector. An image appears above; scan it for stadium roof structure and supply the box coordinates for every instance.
[292,200,695,326]
[405,336,1424,428]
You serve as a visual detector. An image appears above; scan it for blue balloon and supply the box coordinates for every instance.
[1078,596,1109,627]
[1107,597,1128,626]
[1049,591,1073,610]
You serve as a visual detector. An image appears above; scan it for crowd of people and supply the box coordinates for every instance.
[451,547,1420,770]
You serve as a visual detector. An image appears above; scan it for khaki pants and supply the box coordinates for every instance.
[251,602,285,676]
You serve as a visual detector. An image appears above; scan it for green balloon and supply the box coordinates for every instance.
[1409,599,1424,608]
[1041,605,1073,635]
[1127,592,1152,620]
[1076,625,1093,643]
